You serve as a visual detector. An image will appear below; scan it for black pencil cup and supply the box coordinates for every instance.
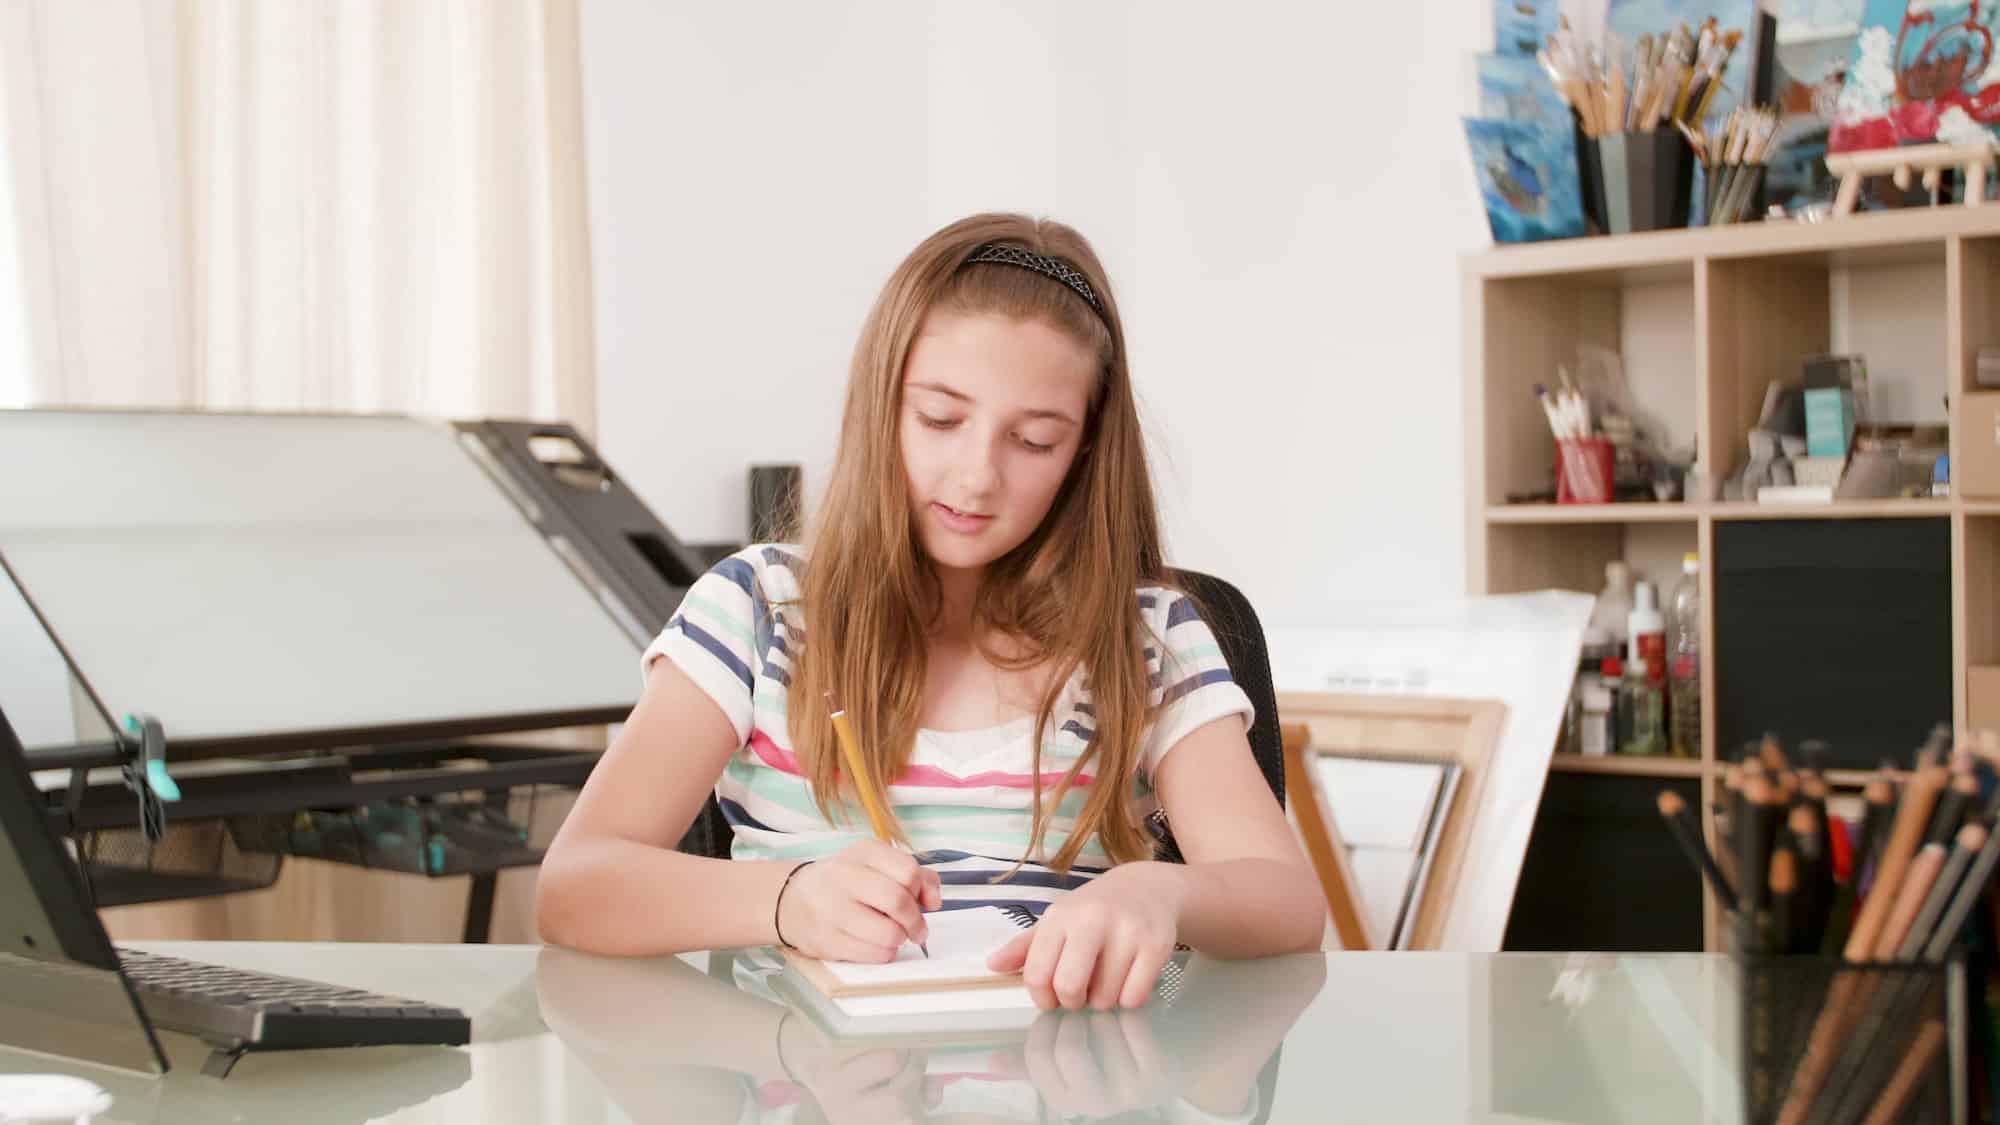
[1736,955,1960,1125]
[1580,130,1695,235]
[1574,117,1609,235]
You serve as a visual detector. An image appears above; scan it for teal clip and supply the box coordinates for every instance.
[145,758,181,802]
[123,713,180,802]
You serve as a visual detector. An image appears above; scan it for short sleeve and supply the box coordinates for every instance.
[1139,591,1256,779]
[641,550,767,744]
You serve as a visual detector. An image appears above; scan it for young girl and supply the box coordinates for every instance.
[536,213,1323,1010]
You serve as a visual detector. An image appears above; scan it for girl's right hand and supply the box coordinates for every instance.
[775,840,943,962]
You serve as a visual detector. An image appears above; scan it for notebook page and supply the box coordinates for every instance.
[820,906,1029,987]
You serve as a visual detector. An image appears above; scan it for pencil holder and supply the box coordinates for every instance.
[1735,955,1960,1125]
[1555,437,1614,504]
[1706,163,1769,226]
[1581,130,1695,234]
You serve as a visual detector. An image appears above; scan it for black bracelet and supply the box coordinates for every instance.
[773,860,814,949]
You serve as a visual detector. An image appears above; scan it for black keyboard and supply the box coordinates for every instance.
[118,947,470,1055]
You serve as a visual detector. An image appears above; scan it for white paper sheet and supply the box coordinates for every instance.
[819,906,1030,988]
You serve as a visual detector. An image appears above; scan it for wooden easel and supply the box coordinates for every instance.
[1279,692,1508,951]
[1826,141,1999,215]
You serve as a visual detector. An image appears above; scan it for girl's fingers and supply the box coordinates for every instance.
[1119,943,1172,1009]
[835,910,905,961]
[1088,937,1135,1010]
[851,869,927,946]
[823,930,899,964]
[1048,926,1102,1010]
[1022,926,1069,1009]
[854,842,925,898]
[988,929,1033,973]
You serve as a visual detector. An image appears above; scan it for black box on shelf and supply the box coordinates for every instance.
[1713,519,1951,770]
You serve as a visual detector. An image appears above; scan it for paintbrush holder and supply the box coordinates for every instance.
[1735,955,1960,1125]
[1582,130,1695,235]
[1705,163,1769,226]
[1555,437,1614,504]
[1574,116,1609,235]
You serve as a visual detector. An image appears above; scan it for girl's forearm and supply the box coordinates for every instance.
[536,837,799,956]
[1165,857,1325,957]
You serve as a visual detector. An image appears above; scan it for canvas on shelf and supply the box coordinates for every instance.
[1465,117,1589,243]
[1830,0,2000,152]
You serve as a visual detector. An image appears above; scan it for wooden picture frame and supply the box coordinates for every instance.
[1279,692,1508,951]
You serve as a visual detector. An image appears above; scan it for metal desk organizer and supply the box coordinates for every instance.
[0,410,705,940]
[1738,954,1962,1125]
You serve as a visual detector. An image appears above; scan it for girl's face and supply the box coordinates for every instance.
[898,311,1096,579]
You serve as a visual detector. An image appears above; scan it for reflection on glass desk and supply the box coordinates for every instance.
[0,943,1922,1124]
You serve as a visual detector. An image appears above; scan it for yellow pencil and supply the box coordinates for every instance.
[825,690,928,957]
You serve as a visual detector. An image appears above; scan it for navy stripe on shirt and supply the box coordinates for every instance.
[674,618,754,691]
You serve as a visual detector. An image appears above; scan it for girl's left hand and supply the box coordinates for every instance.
[985,861,1184,1010]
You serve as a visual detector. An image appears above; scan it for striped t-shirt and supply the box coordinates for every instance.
[644,544,1254,916]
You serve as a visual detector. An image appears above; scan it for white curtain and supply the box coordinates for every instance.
[0,0,597,427]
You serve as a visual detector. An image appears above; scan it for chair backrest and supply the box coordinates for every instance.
[673,569,1285,862]
[1150,569,1285,863]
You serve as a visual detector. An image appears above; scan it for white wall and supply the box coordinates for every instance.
[579,1,1496,626]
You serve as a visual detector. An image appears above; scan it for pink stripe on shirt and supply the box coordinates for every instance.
[746,729,1094,790]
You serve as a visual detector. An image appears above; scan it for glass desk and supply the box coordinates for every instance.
[0,942,1956,1123]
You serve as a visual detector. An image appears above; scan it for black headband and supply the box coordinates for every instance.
[961,243,1107,321]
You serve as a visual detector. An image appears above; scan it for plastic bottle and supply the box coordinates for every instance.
[1668,552,1702,759]
[1575,656,1616,757]
[1600,654,1626,754]
[1590,561,1634,654]
[1629,580,1666,688]
[1620,657,1664,756]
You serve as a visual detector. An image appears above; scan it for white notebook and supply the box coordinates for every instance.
[782,905,1035,996]
[775,905,1041,1042]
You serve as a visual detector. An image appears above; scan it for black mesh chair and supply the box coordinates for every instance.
[674,569,1284,862]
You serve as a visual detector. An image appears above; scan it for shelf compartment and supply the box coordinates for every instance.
[1472,269,1697,512]
[1701,252,1947,505]
[1961,515,2000,680]
[1480,521,1696,608]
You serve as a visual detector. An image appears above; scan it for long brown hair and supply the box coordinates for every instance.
[789,213,1168,872]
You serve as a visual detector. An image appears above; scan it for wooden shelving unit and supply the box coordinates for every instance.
[1465,206,2000,952]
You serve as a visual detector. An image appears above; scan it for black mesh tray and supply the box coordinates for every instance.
[229,789,556,877]
[47,744,595,898]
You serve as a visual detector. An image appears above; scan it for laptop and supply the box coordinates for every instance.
[0,703,470,1078]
